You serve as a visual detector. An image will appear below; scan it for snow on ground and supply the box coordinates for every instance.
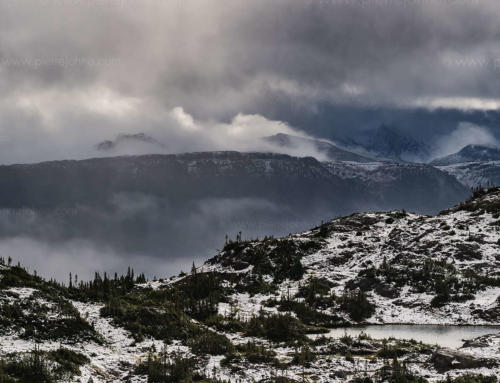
[3,287,36,299]
[71,300,193,383]
[438,161,500,188]
[287,207,499,325]
[1,191,500,382]
[218,292,281,321]
[0,294,191,383]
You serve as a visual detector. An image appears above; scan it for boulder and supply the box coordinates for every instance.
[461,333,498,349]
[375,283,400,299]
[430,348,497,373]
[472,306,500,321]
[328,339,380,356]
[345,276,378,292]
[461,338,489,348]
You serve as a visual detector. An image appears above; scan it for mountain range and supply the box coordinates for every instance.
[430,145,500,189]
[270,133,500,190]
[2,128,499,270]
[0,151,468,265]
[340,125,431,162]
[264,133,375,163]
[431,145,500,166]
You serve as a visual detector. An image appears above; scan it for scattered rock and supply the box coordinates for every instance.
[375,283,400,299]
[461,339,489,348]
[430,348,497,373]
[346,277,378,292]
[328,339,380,356]
[472,306,500,321]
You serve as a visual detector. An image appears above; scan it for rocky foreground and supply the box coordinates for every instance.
[1,188,500,382]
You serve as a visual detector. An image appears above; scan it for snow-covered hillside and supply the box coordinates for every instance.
[430,145,500,189]
[437,161,500,189]
[431,145,500,167]
[203,187,500,327]
[1,189,499,382]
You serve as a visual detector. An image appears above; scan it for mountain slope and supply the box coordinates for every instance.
[323,160,468,212]
[265,133,375,162]
[202,187,500,326]
[0,152,346,209]
[431,145,500,188]
[0,152,466,213]
[0,189,499,382]
[0,152,468,267]
[437,161,500,188]
[431,145,500,166]
[353,125,431,162]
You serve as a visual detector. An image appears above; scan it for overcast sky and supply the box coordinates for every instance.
[0,0,500,163]
[3,0,500,280]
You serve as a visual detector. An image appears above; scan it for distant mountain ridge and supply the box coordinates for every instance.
[431,144,500,166]
[437,161,500,189]
[264,133,374,162]
[0,151,468,261]
[0,151,466,213]
[96,132,165,152]
[350,125,431,162]
[430,145,500,188]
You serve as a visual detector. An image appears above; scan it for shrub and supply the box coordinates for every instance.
[438,374,498,383]
[339,290,375,322]
[189,331,234,356]
[136,355,227,383]
[100,300,195,343]
[245,313,306,343]
[0,350,54,383]
[291,345,316,367]
[236,341,276,364]
[49,348,89,377]
[0,347,89,383]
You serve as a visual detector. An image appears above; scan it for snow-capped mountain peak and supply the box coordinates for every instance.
[431,144,500,166]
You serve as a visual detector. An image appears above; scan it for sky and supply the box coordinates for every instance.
[2,0,500,280]
[0,0,500,164]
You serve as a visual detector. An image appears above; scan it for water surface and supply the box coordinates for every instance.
[316,325,500,348]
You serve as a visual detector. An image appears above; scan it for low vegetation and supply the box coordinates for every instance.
[0,347,89,383]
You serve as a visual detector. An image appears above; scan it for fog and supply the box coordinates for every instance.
[1,0,498,281]
[0,196,323,281]
[1,0,500,165]
[432,123,500,159]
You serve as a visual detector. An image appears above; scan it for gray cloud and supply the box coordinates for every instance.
[1,0,500,164]
[0,194,319,281]
[1,0,500,280]
[432,122,500,158]
[0,235,196,282]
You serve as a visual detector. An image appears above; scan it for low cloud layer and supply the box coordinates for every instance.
[0,235,200,283]
[1,0,500,281]
[0,99,332,164]
[0,195,321,281]
[432,123,500,159]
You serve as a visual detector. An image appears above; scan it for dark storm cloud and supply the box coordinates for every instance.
[1,0,500,280]
[0,195,317,281]
[1,0,500,151]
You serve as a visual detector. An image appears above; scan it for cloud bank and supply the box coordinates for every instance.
[433,123,500,158]
[1,0,500,281]
[1,0,500,163]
